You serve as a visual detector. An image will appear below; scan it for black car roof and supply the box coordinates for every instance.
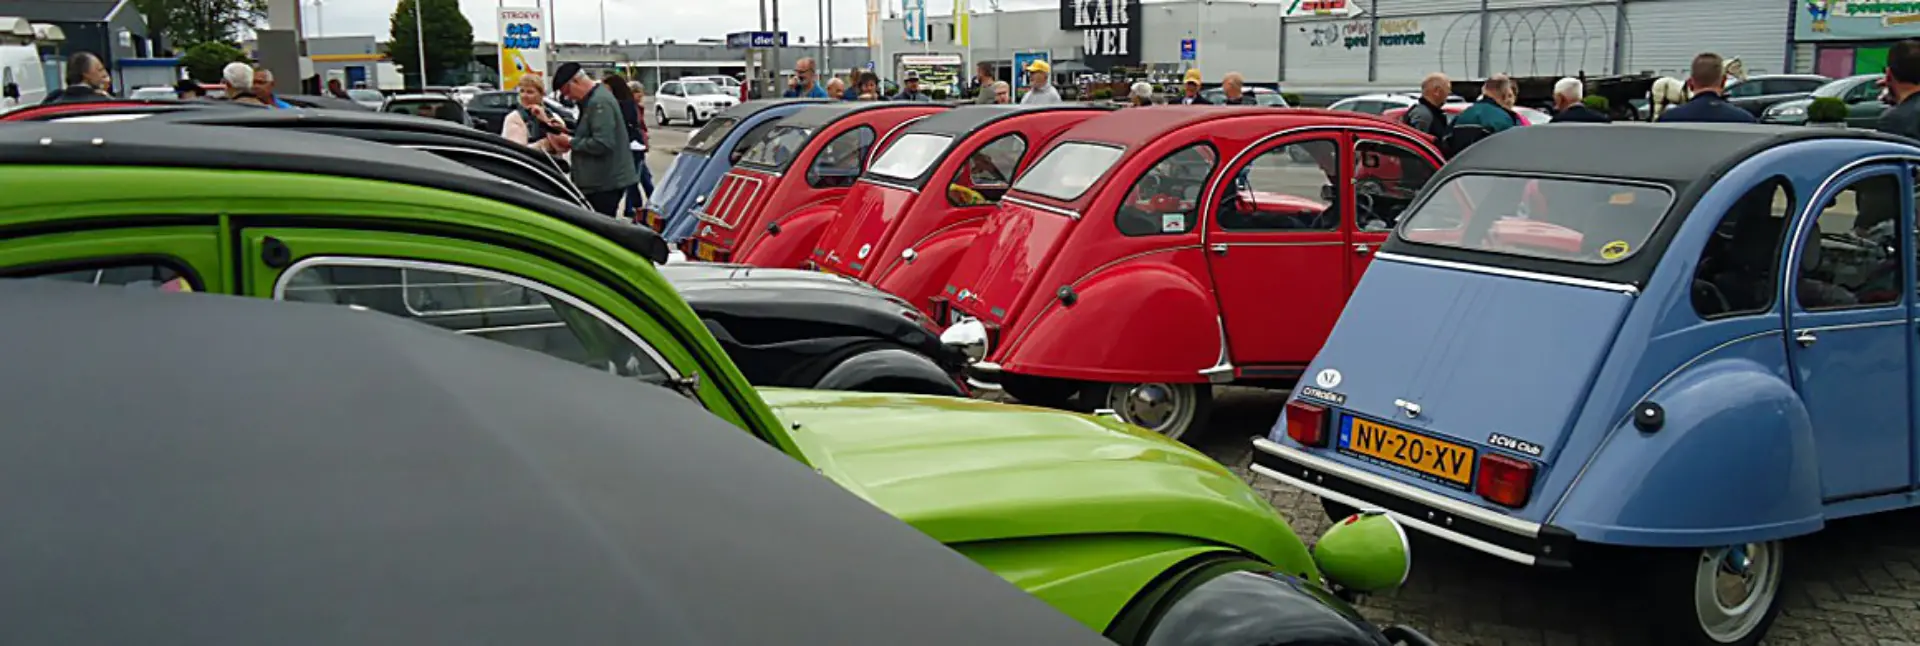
[777,101,927,129]
[0,122,666,262]
[1440,122,1914,184]
[903,103,1106,137]
[714,98,828,121]
[0,282,1108,646]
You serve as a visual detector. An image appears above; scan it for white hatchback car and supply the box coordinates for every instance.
[1328,92,1467,114]
[655,78,738,126]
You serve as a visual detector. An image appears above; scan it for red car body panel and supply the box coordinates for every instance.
[813,106,1105,320]
[687,102,946,265]
[944,107,1444,384]
[0,100,204,121]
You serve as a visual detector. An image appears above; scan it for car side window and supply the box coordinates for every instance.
[4,260,199,293]
[947,134,1026,207]
[1353,140,1437,231]
[728,120,781,165]
[1115,143,1216,237]
[1217,138,1339,232]
[808,126,876,189]
[277,259,672,383]
[1845,80,1879,103]
[1798,173,1904,310]
[1693,178,1793,319]
[1725,82,1761,98]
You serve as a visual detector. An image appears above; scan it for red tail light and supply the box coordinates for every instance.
[1476,453,1536,508]
[1285,400,1328,447]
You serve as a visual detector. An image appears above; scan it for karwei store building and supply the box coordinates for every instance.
[876,0,1798,97]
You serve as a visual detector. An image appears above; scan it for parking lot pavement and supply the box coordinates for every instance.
[1186,387,1920,645]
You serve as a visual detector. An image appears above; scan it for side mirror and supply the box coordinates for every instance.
[1311,510,1411,594]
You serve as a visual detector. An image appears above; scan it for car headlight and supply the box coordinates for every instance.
[1107,559,1435,646]
[1771,105,1806,117]
[939,317,988,362]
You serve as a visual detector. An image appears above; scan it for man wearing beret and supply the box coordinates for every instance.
[553,62,639,217]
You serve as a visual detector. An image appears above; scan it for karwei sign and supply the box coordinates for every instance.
[1058,0,1141,68]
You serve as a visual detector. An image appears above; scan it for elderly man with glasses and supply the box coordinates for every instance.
[784,57,830,98]
[554,62,640,217]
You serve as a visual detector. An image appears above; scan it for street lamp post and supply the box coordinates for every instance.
[413,0,428,88]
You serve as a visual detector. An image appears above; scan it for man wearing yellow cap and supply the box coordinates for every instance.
[1021,59,1061,105]
[1177,69,1211,105]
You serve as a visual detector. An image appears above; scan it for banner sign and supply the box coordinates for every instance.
[867,0,881,46]
[1059,0,1141,68]
[903,0,928,42]
[952,0,971,46]
[900,53,963,95]
[1284,0,1362,18]
[725,31,790,48]
[498,7,546,92]
[1797,0,1920,41]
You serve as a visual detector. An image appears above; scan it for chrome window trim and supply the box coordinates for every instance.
[1375,252,1641,295]
[1003,195,1080,219]
[859,177,922,194]
[1781,154,1920,311]
[272,255,680,380]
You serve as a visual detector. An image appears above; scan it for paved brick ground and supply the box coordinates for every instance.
[1182,387,1920,645]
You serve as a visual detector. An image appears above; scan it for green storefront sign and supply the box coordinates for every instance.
[1798,0,1920,41]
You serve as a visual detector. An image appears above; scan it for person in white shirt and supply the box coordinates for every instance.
[500,73,571,156]
[1021,60,1060,105]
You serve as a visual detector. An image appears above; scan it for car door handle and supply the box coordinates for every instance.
[1794,330,1818,347]
[1354,244,1371,255]
[1209,243,1228,255]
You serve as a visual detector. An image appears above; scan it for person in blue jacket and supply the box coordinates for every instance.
[783,57,830,98]
[1453,75,1521,133]
[1657,53,1757,123]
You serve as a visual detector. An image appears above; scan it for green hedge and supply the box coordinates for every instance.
[1807,97,1849,123]
[1581,95,1610,112]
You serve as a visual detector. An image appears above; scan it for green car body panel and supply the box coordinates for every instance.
[0,165,1328,633]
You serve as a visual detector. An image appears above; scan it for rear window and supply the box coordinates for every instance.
[1399,174,1675,264]
[685,116,741,152]
[737,125,812,170]
[868,133,954,181]
[1011,142,1125,202]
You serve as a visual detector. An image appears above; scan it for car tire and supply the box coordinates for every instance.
[655,105,668,125]
[1086,382,1212,442]
[1319,498,1360,523]
[688,108,700,127]
[1644,541,1786,646]
[999,374,1080,409]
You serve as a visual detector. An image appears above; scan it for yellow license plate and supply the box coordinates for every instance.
[642,210,664,231]
[1339,417,1476,487]
[696,243,719,262]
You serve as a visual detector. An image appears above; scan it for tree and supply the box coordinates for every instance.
[134,0,266,51]
[389,0,474,88]
[181,41,248,83]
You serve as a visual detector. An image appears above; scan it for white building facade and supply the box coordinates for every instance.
[877,0,1795,98]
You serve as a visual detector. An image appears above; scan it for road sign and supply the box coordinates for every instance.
[725,31,789,49]
[1180,38,1196,61]
[864,61,876,70]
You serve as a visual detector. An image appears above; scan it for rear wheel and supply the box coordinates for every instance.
[999,374,1080,409]
[1088,382,1212,442]
[1646,541,1786,645]
[655,105,668,125]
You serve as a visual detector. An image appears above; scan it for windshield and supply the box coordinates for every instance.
[1011,142,1125,202]
[867,133,954,181]
[349,89,382,102]
[686,117,740,153]
[1813,76,1873,98]
[1399,174,1675,264]
[684,81,724,96]
[1255,92,1287,106]
[737,125,812,169]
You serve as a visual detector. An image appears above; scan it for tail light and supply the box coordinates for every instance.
[1285,400,1329,447]
[1476,454,1536,508]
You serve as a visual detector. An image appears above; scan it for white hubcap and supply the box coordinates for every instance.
[1695,541,1782,642]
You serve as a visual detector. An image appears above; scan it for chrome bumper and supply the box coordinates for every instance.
[1250,438,1577,568]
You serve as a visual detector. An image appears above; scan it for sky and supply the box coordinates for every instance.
[302,0,1058,45]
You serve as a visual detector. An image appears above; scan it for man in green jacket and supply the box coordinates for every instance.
[554,62,640,217]
[1454,74,1520,134]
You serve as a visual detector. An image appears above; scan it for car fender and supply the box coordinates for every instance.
[736,200,842,268]
[816,346,965,397]
[1001,251,1217,384]
[949,536,1235,633]
[1549,354,1824,547]
[872,217,987,318]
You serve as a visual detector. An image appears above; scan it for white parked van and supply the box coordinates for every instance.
[0,17,48,110]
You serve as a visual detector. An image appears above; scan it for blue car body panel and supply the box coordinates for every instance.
[652,101,817,242]
[1257,127,1920,564]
